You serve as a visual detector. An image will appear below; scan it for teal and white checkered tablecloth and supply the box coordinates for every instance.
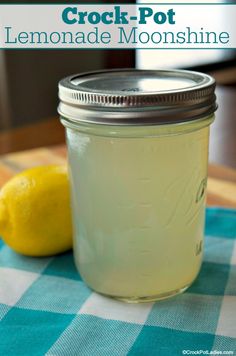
[0,207,236,356]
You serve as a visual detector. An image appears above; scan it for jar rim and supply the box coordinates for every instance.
[61,114,215,139]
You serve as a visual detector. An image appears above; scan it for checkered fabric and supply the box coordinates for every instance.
[0,207,235,356]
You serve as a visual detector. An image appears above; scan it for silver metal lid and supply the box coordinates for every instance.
[58,69,217,125]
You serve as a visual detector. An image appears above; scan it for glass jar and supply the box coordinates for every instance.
[58,69,217,302]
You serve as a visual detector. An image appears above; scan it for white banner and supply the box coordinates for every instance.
[0,4,235,49]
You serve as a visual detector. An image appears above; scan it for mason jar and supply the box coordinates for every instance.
[58,69,217,302]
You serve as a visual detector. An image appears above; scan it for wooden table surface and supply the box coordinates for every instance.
[0,144,236,209]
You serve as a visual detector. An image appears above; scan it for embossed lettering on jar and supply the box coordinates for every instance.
[58,69,217,302]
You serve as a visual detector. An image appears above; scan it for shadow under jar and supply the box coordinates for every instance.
[58,69,217,303]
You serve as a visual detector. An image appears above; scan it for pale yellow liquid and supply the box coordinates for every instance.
[67,123,210,301]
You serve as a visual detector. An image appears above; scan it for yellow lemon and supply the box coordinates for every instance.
[0,165,73,256]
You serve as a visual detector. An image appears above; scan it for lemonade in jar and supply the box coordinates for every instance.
[58,69,217,302]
